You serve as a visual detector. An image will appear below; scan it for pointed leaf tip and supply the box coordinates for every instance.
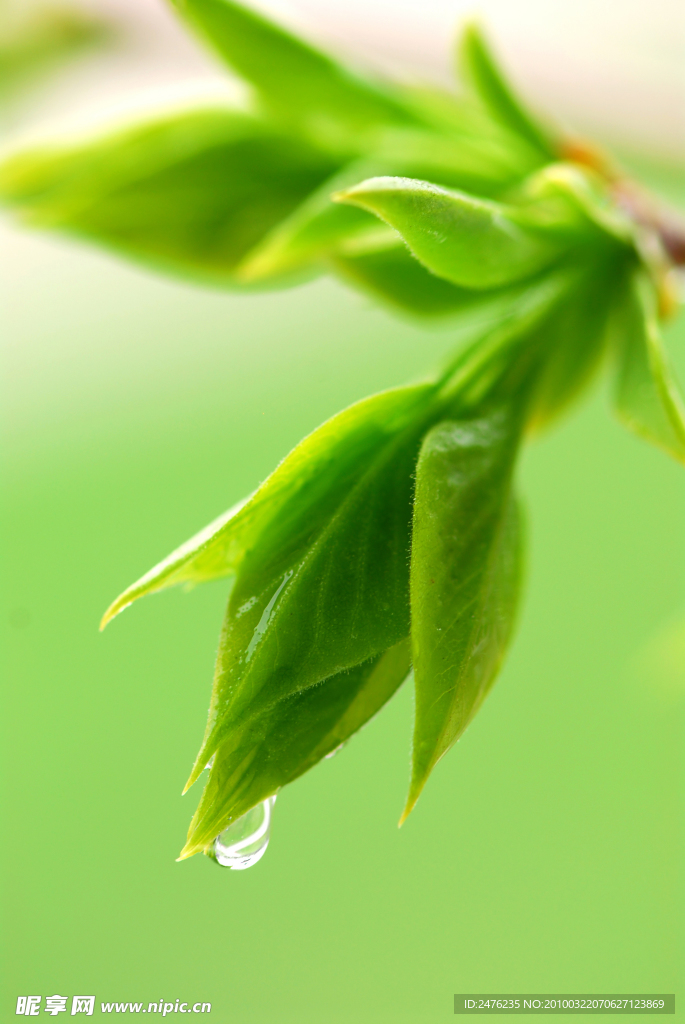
[183,759,207,794]
[0,107,341,284]
[406,409,524,811]
[614,269,685,465]
[335,176,566,290]
[397,802,413,828]
[95,497,251,634]
[177,834,210,861]
[171,0,415,138]
[457,21,556,160]
[99,598,130,631]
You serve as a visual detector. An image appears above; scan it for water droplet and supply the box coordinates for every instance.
[213,796,276,870]
[325,742,345,760]
[246,571,293,661]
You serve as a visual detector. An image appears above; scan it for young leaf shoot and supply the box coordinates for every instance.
[2,0,683,866]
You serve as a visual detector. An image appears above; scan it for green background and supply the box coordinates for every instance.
[2,156,683,1021]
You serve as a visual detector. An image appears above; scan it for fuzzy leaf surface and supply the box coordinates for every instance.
[186,385,443,788]
[405,409,523,819]
[0,107,339,281]
[182,639,411,856]
[337,176,569,289]
[235,128,532,283]
[236,123,543,283]
[101,270,566,630]
[614,270,685,464]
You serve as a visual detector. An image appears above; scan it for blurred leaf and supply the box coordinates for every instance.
[435,267,585,414]
[236,157,387,281]
[171,0,416,147]
[184,383,442,789]
[403,408,523,820]
[518,163,635,245]
[396,83,542,174]
[237,126,543,283]
[0,106,340,281]
[336,176,572,289]
[375,125,544,195]
[331,241,499,317]
[0,5,108,97]
[614,269,685,464]
[182,639,411,856]
[528,255,627,426]
[458,22,556,161]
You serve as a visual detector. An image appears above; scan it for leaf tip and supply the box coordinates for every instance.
[99,602,122,631]
[332,176,399,208]
[398,788,420,828]
[331,187,354,205]
[458,17,485,48]
[178,832,214,861]
[99,589,137,630]
[183,754,209,794]
[399,758,434,826]
[399,769,427,826]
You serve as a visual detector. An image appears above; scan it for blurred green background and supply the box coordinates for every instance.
[2,1,684,1021]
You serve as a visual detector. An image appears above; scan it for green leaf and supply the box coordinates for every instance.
[181,639,411,857]
[184,384,443,793]
[101,275,563,630]
[331,229,578,325]
[331,241,502,317]
[373,125,545,195]
[517,163,634,246]
[0,105,339,282]
[458,22,556,161]
[236,124,542,283]
[528,256,626,426]
[415,268,583,424]
[614,270,685,465]
[236,158,387,281]
[171,0,415,145]
[100,500,248,629]
[403,408,523,821]
[335,176,569,289]
[101,384,436,628]
[387,88,544,183]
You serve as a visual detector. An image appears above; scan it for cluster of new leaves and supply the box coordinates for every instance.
[2,0,683,860]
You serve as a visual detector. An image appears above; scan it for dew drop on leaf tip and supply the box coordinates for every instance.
[213,796,277,870]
